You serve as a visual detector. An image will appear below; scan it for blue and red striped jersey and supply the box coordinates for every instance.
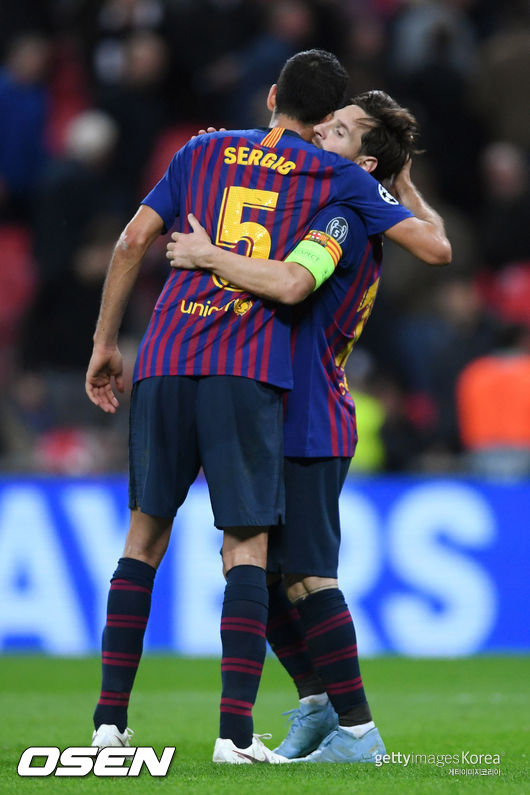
[283,203,383,457]
[133,128,410,388]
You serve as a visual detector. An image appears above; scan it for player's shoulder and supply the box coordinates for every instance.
[326,206,369,262]
[301,203,369,270]
[313,202,367,237]
[187,129,265,147]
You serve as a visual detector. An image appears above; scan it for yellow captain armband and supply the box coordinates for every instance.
[285,230,343,290]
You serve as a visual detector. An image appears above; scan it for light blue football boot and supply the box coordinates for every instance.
[291,726,385,763]
[274,700,338,758]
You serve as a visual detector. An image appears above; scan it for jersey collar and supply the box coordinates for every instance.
[256,127,303,140]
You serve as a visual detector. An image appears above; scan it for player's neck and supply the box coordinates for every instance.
[269,112,313,143]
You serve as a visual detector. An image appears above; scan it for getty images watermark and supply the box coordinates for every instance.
[375,751,503,776]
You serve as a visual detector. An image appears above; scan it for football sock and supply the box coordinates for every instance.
[341,720,376,738]
[220,565,268,749]
[93,557,155,733]
[296,588,373,725]
[267,579,325,698]
[300,692,329,706]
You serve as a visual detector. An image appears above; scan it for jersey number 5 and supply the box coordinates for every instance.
[213,186,279,291]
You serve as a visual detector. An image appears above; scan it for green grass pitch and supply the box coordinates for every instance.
[0,655,527,793]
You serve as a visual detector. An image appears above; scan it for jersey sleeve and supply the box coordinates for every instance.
[285,204,366,290]
[338,160,413,235]
[140,148,183,232]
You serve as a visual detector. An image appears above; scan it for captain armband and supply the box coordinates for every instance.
[285,230,343,291]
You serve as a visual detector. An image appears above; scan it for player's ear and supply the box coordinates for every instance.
[356,155,378,174]
[267,84,277,112]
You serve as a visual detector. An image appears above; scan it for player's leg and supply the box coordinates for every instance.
[285,574,384,762]
[92,510,172,745]
[267,481,338,703]
[265,457,343,756]
[270,456,384,761]
[198,376,287,763]
[266,574,325,700]
[265,574,337,757]
[92,376,200,746]
[286,572,373,730]
[215,527,283,762]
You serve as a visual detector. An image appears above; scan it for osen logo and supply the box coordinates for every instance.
[325,217,348,244]
[17,746,176,777]
[378,183,399,205]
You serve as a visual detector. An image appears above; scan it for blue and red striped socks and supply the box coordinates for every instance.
[219,565,268,748]
[296,588,372,725]
[267,579,325,698]
[93,557,156,732]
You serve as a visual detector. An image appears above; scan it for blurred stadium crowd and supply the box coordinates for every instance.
[0,0,529,477]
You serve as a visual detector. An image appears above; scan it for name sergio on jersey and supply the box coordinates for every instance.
[224,146,296,175]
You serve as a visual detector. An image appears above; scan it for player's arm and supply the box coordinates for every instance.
[383,160,451,265]
[167,214,317,304]
[86,204,164,413]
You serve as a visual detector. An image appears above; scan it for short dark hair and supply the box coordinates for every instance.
[351,90,421,181]
[275,49,348,125]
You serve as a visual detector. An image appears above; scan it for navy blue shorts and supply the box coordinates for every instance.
[267,457,350,578]
[129,375,285,528]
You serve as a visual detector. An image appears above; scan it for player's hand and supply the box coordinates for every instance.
[166,214,213,270]
[85,344,124,414]
[389,158,413,201]
[191,126,226,139]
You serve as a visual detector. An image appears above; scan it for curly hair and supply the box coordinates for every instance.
[350,90,422,181]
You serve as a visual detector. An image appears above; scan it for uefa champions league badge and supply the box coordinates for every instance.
[378,183,399,205]
[325,217,349,244]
